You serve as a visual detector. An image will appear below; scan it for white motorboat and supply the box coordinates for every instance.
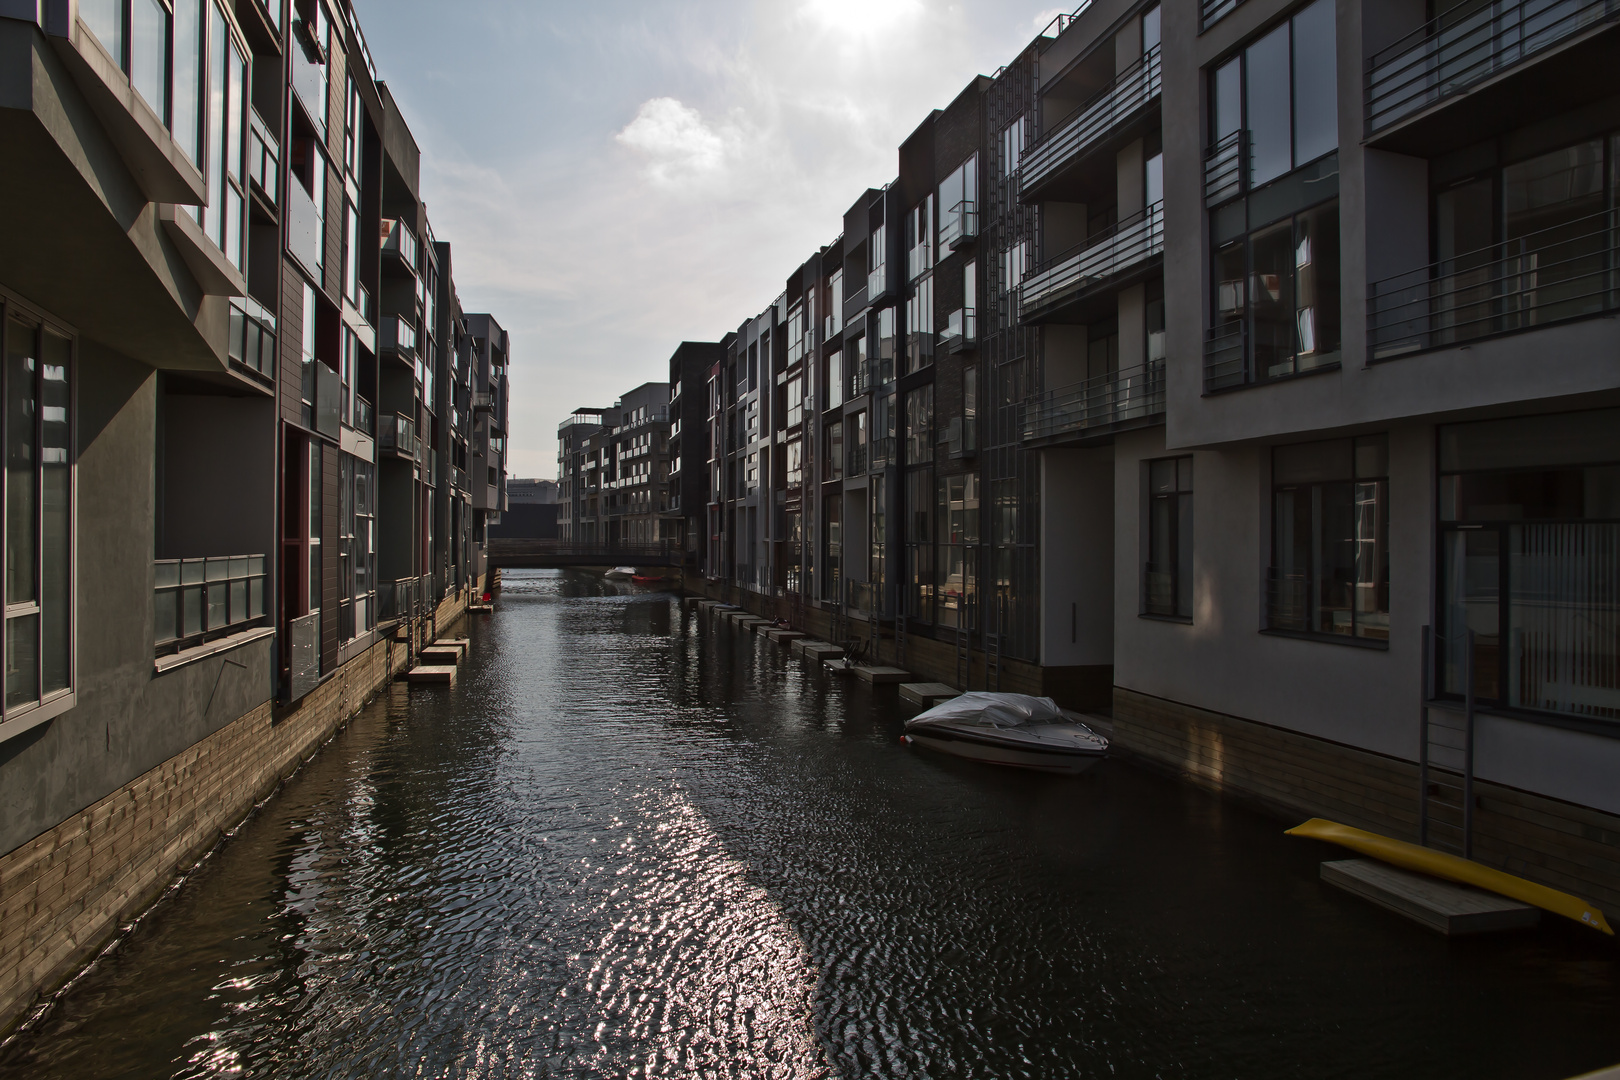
[603,566,637,581]
[902,692,1108,774]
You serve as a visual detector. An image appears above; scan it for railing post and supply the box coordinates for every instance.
[1419,624,1431,847]
[1463,627,1476,860]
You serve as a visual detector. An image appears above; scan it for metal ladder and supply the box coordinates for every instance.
[1419,625,1476,858]
[955,589,974,690]
[986,592,1005,692]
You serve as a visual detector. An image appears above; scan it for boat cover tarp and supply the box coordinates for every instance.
[906,692,1067,731]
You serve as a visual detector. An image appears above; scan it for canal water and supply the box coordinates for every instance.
[4,570,1618,1079]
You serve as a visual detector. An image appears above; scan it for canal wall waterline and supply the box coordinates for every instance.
[1113,688,1620,918]
[0,585,478,1035]
[682,578,1112,710]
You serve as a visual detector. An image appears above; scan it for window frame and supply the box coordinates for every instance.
[1142,455,1194,621]
[0,292,78,742]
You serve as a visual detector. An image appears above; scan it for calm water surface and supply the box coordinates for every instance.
[4,570,1618,1079]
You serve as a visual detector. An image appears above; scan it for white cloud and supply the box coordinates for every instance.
[616,97,734,188]
[373,0,1064,480]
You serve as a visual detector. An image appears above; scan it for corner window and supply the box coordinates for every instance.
[1,306,74,728]
[1144,457,1193,618]
[1269,435,1389,642]
[904,385,933,465]
[1210,0,1337,190]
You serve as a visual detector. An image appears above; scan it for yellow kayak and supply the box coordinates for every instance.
[1285,818,1613,936]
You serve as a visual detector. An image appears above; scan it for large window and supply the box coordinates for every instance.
[939,473,979,629]
[824,421,843,481]
[338,453,375,643]
[1269,435,1389,641]
[2,306,73,727]
[825,349,843,411]
[1210,0,1337,190]
[823,494,841,602]
[905,385,933,465]
[1213,200,1341,381]
[1000,115,1025,179]
[194,2,249,274]
[938,154,978,248]
[1144,457,1193,618]
[905,275,933,374]
[906,470,934,622]
[1439,410,1619,721]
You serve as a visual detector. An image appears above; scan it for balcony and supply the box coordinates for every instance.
[1365,0,1620,152]
[302,359,340,439]
[847,441,869,476]
[871,436,896,469]
[1023,361,1165,444]
[227,298,275,383]
[1020,46,1161,200]
[943,415,977,459]
[247,110,278,210]
[1019,202,1164,323]
[940,307,977,352]
[353,395,376,437]
[939,201,978,252]
[1203,131,1244,208]
[867,263,888,302]
[381,219,419,276]
[378,413,418,459]
[154,555,268,655]
[1366,209,1619,360]
[286,177,322,280]
[380,316,417,364]
[452,464,468,491]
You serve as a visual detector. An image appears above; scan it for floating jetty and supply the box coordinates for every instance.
[1321,858,1540,936]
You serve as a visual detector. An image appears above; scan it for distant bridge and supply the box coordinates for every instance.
[486,539,685,570]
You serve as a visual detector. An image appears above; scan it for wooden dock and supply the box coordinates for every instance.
[405,665,457,685]
[900,682,958,706]
[853,665,910,685]
[1321,858,1540,935]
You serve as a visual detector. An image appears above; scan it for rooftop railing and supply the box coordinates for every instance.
[1023,360,1165,442]
[1019,202,1164,321]
[1021,46,1161,194]
[1366,0,1620,133]
[1366,209,1618,360]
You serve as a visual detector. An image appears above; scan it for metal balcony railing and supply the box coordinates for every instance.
[940,307,977,350]
[353,395,375,436]
[1020,202,1164,321]
[378,413,417,458]
[871,436,896,469]
[1202,323,1248,392]
[1203,130,1245,207]
[867,263,888,300]
[1202,0,1244,27]
[1023,360,1164,442]
[1367,0,1620,134]
[1020,46,1161,194]
[381,316,417,362]
[939,201,978,251]
[301,358,340,438]
[154,555,268,654]
[847,442,869,476]
[1266,571,1311,632]
[1366,209,1619,360]
[381,218,419,273]
[247,110,278,207]
[227,297,275,381]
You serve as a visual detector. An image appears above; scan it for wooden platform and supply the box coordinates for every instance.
[853,665,910,685]
[900,682,959,706]
[798,641,844,662]
[467,604,493,613]
[1321,859,1540,936]
[766,629,805,644]
[405,665,457,685]
[419,647,461,666]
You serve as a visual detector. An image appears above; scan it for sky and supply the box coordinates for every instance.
[353,0,1074,480]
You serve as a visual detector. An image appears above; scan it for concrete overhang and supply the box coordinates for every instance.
[0,22,230,374]
[48,18,207,206]
[158,203,247,298]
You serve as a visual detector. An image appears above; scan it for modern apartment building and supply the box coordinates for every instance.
[556,382,673,547]
[680,2,1620,912]
[0,0,509,1028]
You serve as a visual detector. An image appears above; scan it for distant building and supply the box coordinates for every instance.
[556,383,675,547]
[489,479,559,539]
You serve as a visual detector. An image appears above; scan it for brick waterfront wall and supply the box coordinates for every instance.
[1113,687,1620,917]
[0,632,421,1033]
